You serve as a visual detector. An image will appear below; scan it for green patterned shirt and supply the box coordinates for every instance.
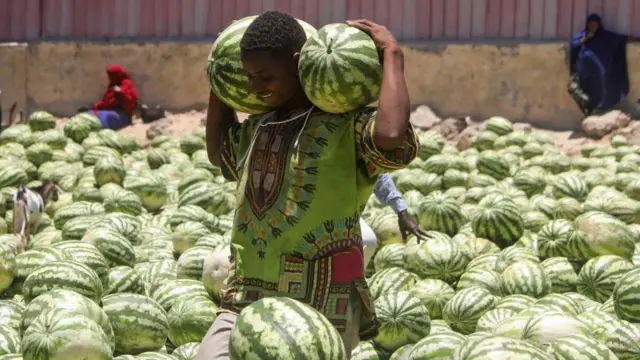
[219,107,418,338]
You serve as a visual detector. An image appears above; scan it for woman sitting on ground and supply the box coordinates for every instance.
[90,64,139,130]
[569,13,640,117]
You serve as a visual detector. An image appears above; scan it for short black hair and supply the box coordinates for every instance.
[240,11,308,56]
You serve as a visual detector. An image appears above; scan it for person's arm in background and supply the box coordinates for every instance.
[373,173,407,214]
[373,174,429,241]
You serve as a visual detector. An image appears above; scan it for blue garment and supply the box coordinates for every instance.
[88,109,131,130]
[569,13,629,110]
[373,173,407,214]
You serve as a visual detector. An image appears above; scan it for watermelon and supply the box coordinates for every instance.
[372,291,431,352]
[101,293,169,355]
[298,23,382,114]
[207,16,317,114]
[21,309,113,360]
[229,297,347,359]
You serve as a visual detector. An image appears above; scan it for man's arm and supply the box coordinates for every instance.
[373,43,411,151]
[346,20,410,151]
[206,91,238,167]
[373,173,407,214]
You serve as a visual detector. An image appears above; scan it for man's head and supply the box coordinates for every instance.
[240,11,308,108]
[586,13,602,34]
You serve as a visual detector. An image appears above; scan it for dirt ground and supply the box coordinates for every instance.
[114,107,618,157]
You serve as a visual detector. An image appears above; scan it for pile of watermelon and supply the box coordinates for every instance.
[4,107,640,360]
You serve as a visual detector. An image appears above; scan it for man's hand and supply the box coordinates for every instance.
[581,32,594,44]
[113,85,121,92]
[397,210,429,242]
[346,19,399,51]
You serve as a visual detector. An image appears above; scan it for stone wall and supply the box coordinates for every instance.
[1,42,640,130]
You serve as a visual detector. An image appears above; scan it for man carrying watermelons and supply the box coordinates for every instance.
[199,11,418,359]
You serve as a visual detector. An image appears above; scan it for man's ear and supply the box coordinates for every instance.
[293,52,300,74]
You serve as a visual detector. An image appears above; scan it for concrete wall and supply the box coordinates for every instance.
[2,42,640,131]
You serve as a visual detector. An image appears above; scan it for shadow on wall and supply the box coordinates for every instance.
[2,41,640,131]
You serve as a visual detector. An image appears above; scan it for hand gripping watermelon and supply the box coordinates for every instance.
[298,23,383,114]
[206,16,317,114]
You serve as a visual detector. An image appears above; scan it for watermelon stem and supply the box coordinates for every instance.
[327,38,334,54]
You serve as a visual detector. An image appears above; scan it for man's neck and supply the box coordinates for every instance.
[278,92,313,114]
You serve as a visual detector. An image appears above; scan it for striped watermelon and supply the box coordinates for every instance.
[167,294,217,347]
[576,310,619,333]
[176,246,215,280]
[21,309,113,360]
[521,311,590,349]
[28,111,57,131]
[408,331,466,359]
[552,173,589,202]
[19,289,114,348]
[536,219,574,259]
[102,293,169,355]
[51,241,110,281]
[350,341,388,359]
[491,315,533,339]
[442,286,497,335]
[93,157,126,186]
[612,267,640,323]
[372,243,405,272]
[409,279,455,319]
[136,352,175,360]
[547,334,617,359]
[0,325,20,355]
[0,300,24,331]
[229,297,347,359]
[405,235,466,283]
[576,255,634,302]
[149,279,208,311]
[451,335,551,359]
[571,211,635,260]
[206,16,317,114]
[456,268,502,296]
[534,293,583,316]
[81,227,136,267]
[417,192,466,236]
[367,267,417,300]
[540,257,578,293]
[589,319,640,359]
[172,342,200,360]
[495,294,536,313]
[373,291,431,352]
[105,266,145,295]
[475,308,517,332]
[298,23,382,114]
[471,196,524,249]
[22,260,103,303]
[500,261,551,298]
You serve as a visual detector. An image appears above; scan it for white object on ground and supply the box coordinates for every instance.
[202,246,232,300]
[360,218,378,267]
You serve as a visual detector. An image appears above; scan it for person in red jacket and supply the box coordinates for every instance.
[89,64,139,130]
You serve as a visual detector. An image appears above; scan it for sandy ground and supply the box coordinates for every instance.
[114,108,605,156]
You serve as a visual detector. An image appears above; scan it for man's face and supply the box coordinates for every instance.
[587,20,599,34]
[241,50,302,109]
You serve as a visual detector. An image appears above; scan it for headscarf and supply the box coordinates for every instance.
[93,64,139,116]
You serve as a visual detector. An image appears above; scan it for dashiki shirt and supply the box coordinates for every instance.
[219,106,419,339]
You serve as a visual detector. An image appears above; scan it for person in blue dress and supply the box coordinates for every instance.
[569,13,640,117]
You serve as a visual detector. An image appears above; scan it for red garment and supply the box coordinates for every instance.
[93,64,139,116]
